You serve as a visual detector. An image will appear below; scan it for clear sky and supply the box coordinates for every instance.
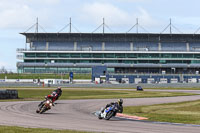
[1,0,200,72]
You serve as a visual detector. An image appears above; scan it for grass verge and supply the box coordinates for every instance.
[124,100,200,125]
[0,125,92,133]
[0,89,197,101]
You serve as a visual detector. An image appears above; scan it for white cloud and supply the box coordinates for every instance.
[81,2,159,32]
[116,0,151,2]
[0,0,60,29]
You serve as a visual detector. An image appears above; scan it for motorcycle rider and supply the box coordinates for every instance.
[101,99,123,113]
[52,87,62,100]
[38,87,62,108]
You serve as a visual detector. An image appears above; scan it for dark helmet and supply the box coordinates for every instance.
[118,99,123,105]
[51,91,57,97]
[56,87,62,92]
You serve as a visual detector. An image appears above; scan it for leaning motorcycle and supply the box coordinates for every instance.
[36,99,53,114]
[98,104,118,120]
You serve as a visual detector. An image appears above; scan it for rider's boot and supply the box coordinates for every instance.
[38,102,43,107]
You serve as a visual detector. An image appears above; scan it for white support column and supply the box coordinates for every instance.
[74,42,77,51]
[130,42,133,51]
[102,42,105,51]
[46,42,49,51]
[186,42,190,51]
[25,43,27,50]
[158,42,161,51]
[30,42,33,48]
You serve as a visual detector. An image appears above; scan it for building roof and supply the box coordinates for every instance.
[20,33,200,43]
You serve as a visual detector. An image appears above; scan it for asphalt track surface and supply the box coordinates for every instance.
[1,91,200,132]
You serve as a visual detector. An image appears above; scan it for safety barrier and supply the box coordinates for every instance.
[0,90,18,99]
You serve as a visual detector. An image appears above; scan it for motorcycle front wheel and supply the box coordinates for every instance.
[105,111,114,120]
[98,114,103,119]
[39,106,46,114]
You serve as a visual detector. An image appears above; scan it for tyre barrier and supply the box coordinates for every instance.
[0,90,18,99]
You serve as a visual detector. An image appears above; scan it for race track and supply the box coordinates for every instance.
[1,92,200,132]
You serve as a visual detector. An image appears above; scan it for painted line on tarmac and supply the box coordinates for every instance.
[116,113,148,120]
[115,116,200,127]
[93,111,200,127]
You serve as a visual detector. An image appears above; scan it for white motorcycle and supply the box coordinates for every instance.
[98,104,118,120]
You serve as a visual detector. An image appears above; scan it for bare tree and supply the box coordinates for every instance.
[0,66,7,73]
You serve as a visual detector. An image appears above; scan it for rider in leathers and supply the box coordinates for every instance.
[38,87,62,108]
[102,99,123,113]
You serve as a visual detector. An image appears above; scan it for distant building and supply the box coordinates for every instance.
[17,33,200,74]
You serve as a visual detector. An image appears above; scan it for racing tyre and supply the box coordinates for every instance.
[36,109,39,113]
[98,114,103,119]
[105,111,114,120]
[39,106,46,114]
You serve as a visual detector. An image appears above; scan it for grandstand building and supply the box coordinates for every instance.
[17,33,200,75]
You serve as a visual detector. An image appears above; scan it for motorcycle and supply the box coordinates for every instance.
[36,99,53,114]
[98,104,118,120]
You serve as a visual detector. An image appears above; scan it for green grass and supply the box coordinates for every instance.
[0,73,91,79]
[0,89,197,101]
[143,87,200,90]
[0,125,92,133]
[124,100,200,125]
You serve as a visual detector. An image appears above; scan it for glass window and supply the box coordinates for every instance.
[36,53,47,57]
[138,53,149,58]
[149,54,159,58]
[80,60,90,63]
[138,60,149,63]
[107,68,115,73]
[194,54,200,58]
[71,53,80,58]
[93,53,103,58]
[123,60,133,64]
[48,53,58,57]
[24,60,35,63]
[25,53,35,57]
[183,54,193,58]
[24,67,35,73]
[191,60,200,64]
[126,53,137,58]
[177,54,183,58]
[36,60,44,63]
[104,60,117,63]
[183,60,191,64]
[35,67,46,73]
[59,53,70,58]
[160,60,166,63]
[166,60,182,63]
[149,60,159,64]
[81,53,92,58]
[104,53,115,58]
[171,54,178,58]
[161,54,171,58]
[115,53,125,58]
[80,68,91,73]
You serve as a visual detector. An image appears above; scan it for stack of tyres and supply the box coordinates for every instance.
[0,90,6,99]
[0,90,18,99]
